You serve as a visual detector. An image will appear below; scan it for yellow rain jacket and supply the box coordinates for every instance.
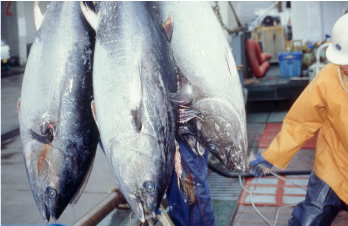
[262,64,348,204]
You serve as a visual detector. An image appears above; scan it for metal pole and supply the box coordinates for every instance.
[73,190,124,226]
[228,2,242,28]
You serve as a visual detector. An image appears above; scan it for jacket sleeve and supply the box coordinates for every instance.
[262,70,328,169]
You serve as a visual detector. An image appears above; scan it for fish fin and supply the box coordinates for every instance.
[70,150,96,205]
[161,13,173,42]
[17,98,21,121]
[182,174,195,204]
[34,1,45,31]
[98,139,105,154]
[91,100,99,128]
[178,107,201,124]
[131,103,143,132]
[29,128,54,144]
[174,140,182,188]
[169,83,193,105]
[131,57,144,132]
[80,1,100,31]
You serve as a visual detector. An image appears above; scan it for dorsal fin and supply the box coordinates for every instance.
[34,1,45,31]
[131,58,144,132]
[80,1,101,31]
[162,13,173,42]
[169,83,194,105]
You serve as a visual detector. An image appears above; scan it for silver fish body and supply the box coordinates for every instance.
[92,2,177,222]
[155,2,248,172]
[18,2,99,222]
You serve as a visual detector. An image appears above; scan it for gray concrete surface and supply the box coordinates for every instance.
[1,72,23,134]
[1,71,117,225]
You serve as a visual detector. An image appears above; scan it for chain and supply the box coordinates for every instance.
[213,1,236,35]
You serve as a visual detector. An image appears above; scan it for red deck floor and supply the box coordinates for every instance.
[232,121,348,225]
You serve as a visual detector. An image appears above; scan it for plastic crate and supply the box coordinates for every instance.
[278,51,302,78]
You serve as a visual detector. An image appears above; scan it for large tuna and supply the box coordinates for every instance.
[154,2,248,172]
[82,2,177,222]
[17,2,99,222]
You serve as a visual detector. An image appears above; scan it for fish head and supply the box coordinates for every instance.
[192,99,248,172]
[107,134,171,222]
[22,139,65,222]
[20,119,93,222]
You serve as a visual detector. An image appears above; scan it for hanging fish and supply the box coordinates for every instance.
[154,1,248,172]
[82,1,177,222]
[18,2,99,222]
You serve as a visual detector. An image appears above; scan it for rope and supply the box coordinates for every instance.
[237,166,308,226]
[238,174,272,225]
[339,68,348,95]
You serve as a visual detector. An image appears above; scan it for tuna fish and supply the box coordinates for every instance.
[154,2,248,172]
[17,2,99,222]
[81,2,177,222]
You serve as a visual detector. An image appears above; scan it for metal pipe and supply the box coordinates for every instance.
[228,2,242,28]
[208,163,311,178]
[73,190,124,226]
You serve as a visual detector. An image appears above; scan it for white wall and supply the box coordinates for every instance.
[291,1,348,42]
[321,1,348,38]
[215,1,348,43]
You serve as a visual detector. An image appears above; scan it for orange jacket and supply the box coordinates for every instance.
[262,64,348,204]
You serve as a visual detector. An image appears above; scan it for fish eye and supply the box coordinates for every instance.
[208,143,218,151]
[144,181,155,193]
[46,187,57,199]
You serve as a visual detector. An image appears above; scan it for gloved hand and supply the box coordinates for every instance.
[250,153,273,177]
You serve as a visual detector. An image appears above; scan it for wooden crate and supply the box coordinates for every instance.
[252,26,286,62]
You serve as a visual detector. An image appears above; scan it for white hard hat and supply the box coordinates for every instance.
[326,14,348,65]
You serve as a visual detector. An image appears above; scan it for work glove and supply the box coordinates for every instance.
[250,153,273,177]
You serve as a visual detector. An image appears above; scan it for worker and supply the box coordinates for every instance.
[166,135,216,226]
[250,13,348,226]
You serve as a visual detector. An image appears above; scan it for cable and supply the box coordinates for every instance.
[338,69,348,95]
[208,161,311,178]
[273,204,295,226]
[238,174,272,226]
[268,170,307,191]
[237,167,308,226]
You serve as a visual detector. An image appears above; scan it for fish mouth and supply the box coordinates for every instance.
[23,142,66,222]
[36,199,50,223]
[128,195,146,222]
[127,195,158,222]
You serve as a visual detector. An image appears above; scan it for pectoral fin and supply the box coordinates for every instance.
[162,13,173,42]
[178,107,201,124]
[169,83,193,105]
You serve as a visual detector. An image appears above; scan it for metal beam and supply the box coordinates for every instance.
[73,190,124,226]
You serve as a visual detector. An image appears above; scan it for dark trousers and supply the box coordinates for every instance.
[166,137,215,226]
[288,172,348,226]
